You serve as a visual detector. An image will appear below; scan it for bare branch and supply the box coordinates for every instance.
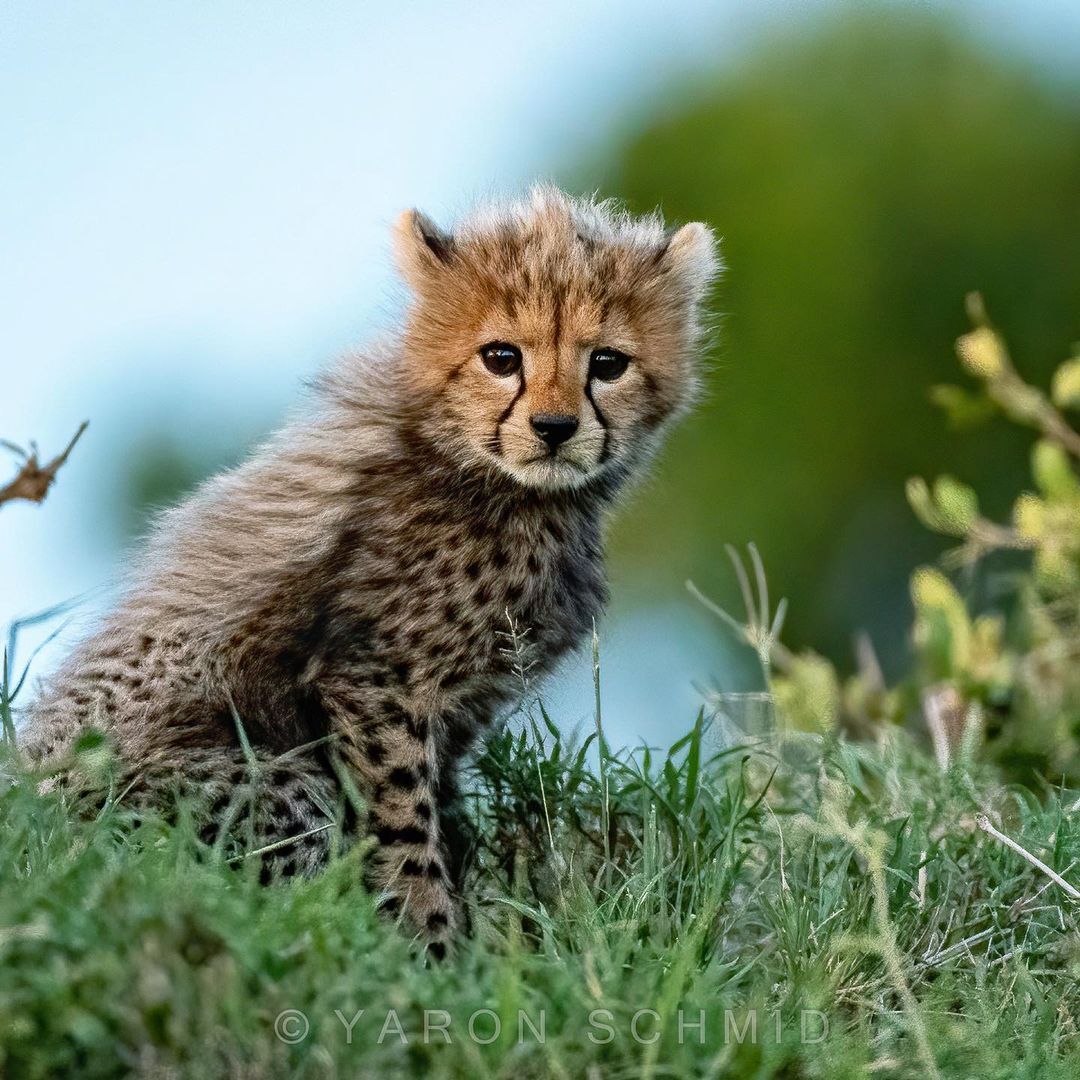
[0,422,89,510]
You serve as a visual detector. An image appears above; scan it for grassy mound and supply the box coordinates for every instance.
[1,710,1079,1078]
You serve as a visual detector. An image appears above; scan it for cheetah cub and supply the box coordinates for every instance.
[21,187,719,953]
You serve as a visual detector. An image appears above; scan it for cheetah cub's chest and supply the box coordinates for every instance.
[398,510,606,707]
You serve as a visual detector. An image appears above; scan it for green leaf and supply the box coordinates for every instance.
[1051,357,1080,409]
[932,475,979,533]
[906,475,978,535]
[956,326,1007,380]
[906,477,941,531]
[929,383,996,429]
[911,566,972,673]
[1032,440,1080,501]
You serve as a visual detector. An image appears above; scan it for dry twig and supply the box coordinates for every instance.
[975,813,1080,902]
[0,422,88,510]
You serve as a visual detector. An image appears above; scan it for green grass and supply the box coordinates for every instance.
[3,676,1080,1079]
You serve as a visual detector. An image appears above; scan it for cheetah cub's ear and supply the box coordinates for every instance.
[393,208,455,292]
[657,221,722,303]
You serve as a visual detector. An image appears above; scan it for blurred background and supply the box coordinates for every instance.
[3,0,1079,749]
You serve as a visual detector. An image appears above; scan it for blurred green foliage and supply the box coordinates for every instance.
[583,8,1080,672]
[748,299,1080,784]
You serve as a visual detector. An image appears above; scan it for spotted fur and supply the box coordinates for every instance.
[20,186,720,950]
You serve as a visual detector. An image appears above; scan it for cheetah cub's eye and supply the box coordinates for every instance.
[480,342,523,377]
[589,347,631,382]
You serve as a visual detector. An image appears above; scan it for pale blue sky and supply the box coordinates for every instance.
[2,0,1078,745]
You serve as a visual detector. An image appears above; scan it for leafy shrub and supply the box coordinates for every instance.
[728,296,1080,784]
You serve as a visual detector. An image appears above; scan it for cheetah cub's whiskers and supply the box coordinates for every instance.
[20,186,720,953]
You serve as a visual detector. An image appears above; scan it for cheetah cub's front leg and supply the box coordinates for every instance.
[333,701,457,955]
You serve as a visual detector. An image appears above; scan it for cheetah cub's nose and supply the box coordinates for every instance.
[530,413,579,450]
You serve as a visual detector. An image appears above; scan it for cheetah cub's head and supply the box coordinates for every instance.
[394,186,720,491]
